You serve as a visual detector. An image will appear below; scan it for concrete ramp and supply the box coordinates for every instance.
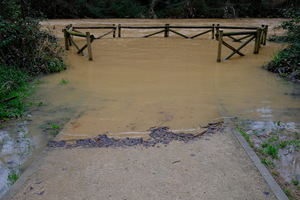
[7,129,275,200]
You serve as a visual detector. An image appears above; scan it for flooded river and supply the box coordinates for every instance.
[40,18,299,140]
[1,18,300,198]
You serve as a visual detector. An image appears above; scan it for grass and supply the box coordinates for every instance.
[0,65,32,120]
[283,189,294,200]
[8,172,19,184]
[279,140,300,150]
[40,121,63,136]
[261,158,275,168]
[263,144,279,159]
[59,79,69,85]
[236,127,254,148]
[235,119,300,200]
[291,179,299,186]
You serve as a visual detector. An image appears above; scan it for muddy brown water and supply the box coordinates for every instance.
[38,19,300,141]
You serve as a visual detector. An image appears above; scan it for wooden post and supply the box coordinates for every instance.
[68,24,73,46]
[86,32,93,61]
[164,24,170,38]
[63,29,69,50]
[217,30,223,62]
[113,24,116,38]
[258,28,262,51]
[254,28,262,54]
[260,25,265,45]
[118,24,121,38]
[263,25,268,45]
[212,24,215,39]
[216,24,220,40]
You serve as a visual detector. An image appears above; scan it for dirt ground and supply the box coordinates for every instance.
[6,128,276,200]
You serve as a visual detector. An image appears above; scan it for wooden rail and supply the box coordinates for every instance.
[63,24,95,60]
[118,24,215,39]
[63,23,269,62]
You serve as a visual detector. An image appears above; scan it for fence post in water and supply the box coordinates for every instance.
[215,24,220,40]
[212,24,215,39]
[118,24,121,38]
[164,24,170,38]
[263,25,268,45]
[254,28,262,54]
[217,30,223,62]
[63,29,69,50]
[113,24,116,38]
[86,32,93,61]
[69,24,73,46]
[261,25,265,45]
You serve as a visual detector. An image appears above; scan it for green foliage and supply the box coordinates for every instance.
[262,144,279,159]
[40,120,64,136]
[283,189,294,200]
[48,123,62,136]
[265,9,300,82]
[279,140,300,151]
[0,65,31,119]
[261,158,275,168]
[22,0,294,19]
[236,127,254,148]
[8,172,19,184]
[279,9,300,43]
[0,1,65,75]
[291,179,299,186]
[0,0,65,120]
[59,79,69,85]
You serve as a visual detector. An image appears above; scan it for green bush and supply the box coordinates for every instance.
[0,1,65,75]
[0,0,65,120]
[265,9,300,82]
[24,0,293,19]
[0,65,31,118]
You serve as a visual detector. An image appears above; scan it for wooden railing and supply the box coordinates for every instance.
[118,24,215,39]
[63,23,268,62]
[215,25,268,62]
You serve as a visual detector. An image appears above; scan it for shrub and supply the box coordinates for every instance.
[264,9,300,82]
[0,0,65,120]
[0,0,65,75]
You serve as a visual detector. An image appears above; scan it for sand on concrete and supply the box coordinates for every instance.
[7,128,276,200]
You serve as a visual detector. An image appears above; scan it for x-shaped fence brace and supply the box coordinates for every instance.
[63,24,117,60]
[216,28,264,62]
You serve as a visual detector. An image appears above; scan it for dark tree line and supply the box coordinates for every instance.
[18,0,300,19]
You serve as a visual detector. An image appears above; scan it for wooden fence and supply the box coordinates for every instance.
[63,24,116,60]
[215,24,268,62]
[63,23,268,62]
[118,24,215,39]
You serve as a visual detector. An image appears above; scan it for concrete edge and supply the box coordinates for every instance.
[2,149,50,200]
[231,126,289,200]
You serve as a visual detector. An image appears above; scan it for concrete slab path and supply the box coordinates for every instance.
[7,129,276,200]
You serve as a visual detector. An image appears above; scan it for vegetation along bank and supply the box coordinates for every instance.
[0,0,65,121]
